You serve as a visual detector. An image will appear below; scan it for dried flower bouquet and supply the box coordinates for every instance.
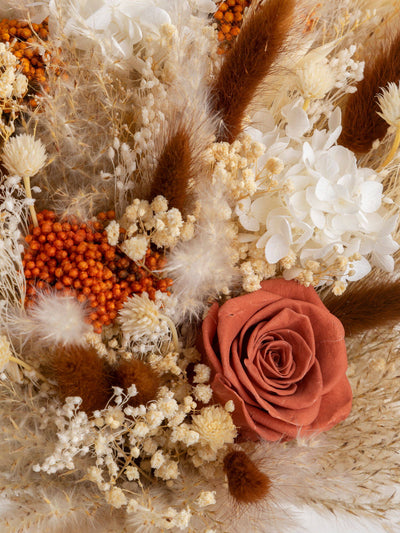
[0,0,400,532]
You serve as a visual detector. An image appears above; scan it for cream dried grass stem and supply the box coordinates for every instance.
[23,175,39,227]
[8,355,47,381]
[378,126,400,171]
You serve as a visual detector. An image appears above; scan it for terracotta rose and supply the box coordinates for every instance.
[200,279,352,441]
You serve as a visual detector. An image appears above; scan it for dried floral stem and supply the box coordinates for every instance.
[159,314,179,351]
[8,355,47,382]
[378,125,400,170]
[23,176,38,228]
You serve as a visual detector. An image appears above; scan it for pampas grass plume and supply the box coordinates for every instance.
[223,450,271,504]
[114,358,160,407]
[48,345,112,415]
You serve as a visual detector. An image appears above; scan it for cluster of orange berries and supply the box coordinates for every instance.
[214,0,251,53]
[23,210,173,333]
[0,18,53,106]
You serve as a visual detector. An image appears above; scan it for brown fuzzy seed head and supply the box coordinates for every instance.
[339,31,400,153]
[114,358,160,407]
[49,346,112,415]
[150,128,193,214]
[223,451,271,504]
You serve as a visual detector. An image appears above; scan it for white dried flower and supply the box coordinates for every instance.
[106,487,127,509]
[125,466,140,481]
[193,384,213,404]
[105,220,120,246]
[155,460,179,480]
[224,400,235,413]
[118,293,168,345]
[2,134,47,179]
[192,406,237,452]
[377,82,400,127]
[104,407,125,429]
[296,58,336,99]
[196,491,216,507]
[193,363,211,384]
[150,450,165,469]
[121,234,149,261]
[151,195,169,214]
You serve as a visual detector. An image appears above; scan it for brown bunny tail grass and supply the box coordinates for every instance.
[210,0,296,143]
[324,280,400,336]
[223,450,271,504]
[48,346,112,415]
[149,127,194,214]
[113,358,160,407]
[339,29,400,153]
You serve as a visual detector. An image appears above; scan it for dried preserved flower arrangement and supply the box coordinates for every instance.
[1,0,400,532]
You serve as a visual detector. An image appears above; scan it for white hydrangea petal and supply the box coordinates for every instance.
[267,215,292,243]
[374,235,400,256]
[359,181,383,213]
[289,191,308,217]
[332,197,359,215]
[315,153,339,178]
[371,253,395,272]
[328,106,342,132]
[315,177,336,202]
[265,234,290,264]
[310,208,325,229]
[302,142,315,166]
[346,256,371,281]
[251,196,280,223]
[239,214,260,232]
[286,106,310,138]
[330,145,357,174]
[380,215,398,236]
[331,214,359,234]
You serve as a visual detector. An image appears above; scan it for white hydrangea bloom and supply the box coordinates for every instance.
[237,101,399,287]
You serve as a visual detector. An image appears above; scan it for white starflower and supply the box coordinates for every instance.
[377,82,400,127]
[2,134,47,179]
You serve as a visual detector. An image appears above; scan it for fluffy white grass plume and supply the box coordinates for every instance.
[2,134,47,179]
[8,292,90,347]
[166,215,238,323]
[0,485,109,533]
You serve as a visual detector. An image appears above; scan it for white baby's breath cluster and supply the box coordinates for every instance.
[231,101,399,292]
[120,196,195,259]
[34,344,235,532]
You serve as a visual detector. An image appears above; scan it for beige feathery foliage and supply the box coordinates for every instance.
[24,42,138,219]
